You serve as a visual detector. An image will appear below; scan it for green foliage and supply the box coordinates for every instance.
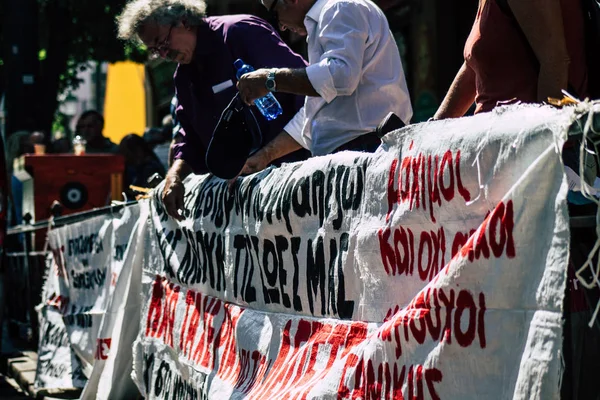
[0,0,151,132]
[52,111,71,140]
[36,0,148,95]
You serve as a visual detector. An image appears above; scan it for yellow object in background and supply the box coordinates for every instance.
[103,61,146,145]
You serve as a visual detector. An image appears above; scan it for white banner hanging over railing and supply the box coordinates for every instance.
[38,103,595,399]
[130,103,575,399]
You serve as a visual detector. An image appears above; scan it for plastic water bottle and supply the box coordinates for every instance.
[234,59,282,121]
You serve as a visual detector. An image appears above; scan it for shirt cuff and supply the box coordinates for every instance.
[283,107,309,150]
[172,140,185,162]
[306,60,337,103]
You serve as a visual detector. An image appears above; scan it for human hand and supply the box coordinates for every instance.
[162,173,185,221]
[241,149,271,176]
[227,149,271,192]
[237,69,270,106]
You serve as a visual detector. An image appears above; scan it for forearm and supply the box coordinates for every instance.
[273,68,320,97]
[508,0,569,101]
[168,140,176,167]
[238,68,319,105]
[537,62,570,102]
[167,159,193,180]
[434,62,476,120]
[261,130,303,164]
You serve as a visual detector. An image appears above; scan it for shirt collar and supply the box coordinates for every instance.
[305,0,330,24]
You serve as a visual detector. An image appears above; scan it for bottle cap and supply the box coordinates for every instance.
[233,59,244,69]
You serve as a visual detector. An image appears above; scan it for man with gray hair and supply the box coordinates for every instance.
[117,0,308,220]
[236,0,412,175]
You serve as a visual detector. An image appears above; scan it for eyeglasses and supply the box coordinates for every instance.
[148,24,174,59]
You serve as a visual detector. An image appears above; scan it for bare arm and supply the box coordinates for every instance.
[274,68,320,97]
[168,140,175,167]
[162,159,193,221]
[228,130,302,190]
[241,130,302,175]
[434,61,477,120]
[508,0,570,102]
[167,158,193,180]
[237,68,319,106]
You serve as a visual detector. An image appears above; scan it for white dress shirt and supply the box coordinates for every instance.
[284,0,413,155]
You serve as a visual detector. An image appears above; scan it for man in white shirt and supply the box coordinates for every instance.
[237,0,412,174]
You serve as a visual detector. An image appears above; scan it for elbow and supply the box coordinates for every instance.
[335,82,360,97]
[331,65,361,97]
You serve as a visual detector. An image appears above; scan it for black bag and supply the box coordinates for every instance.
[375,112,405,138]
[206,93,262,179]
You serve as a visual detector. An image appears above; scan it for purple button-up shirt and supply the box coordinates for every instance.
[172,15,308,174]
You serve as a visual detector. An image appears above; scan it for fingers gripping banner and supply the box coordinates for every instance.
[131,104,576,399]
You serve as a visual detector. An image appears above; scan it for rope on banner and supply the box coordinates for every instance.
[573,100,600,327]
[466,149,484,206]
[42,200,63,255]
[42,216,54,255]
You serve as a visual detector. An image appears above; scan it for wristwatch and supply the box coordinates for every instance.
[265,70,277,92]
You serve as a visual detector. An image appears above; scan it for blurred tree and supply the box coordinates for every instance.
[0,0,147,136]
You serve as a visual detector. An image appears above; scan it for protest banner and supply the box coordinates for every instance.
[35,291,86,390]
[80,204,143,399]
[36,213,113,389]
[36,204,140,391]
[127,103,578,399]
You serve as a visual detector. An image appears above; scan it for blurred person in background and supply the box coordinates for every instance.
[143,125,170,171]
[49,131,72,153]
[119,134,166,199]
[50,137,72,153]
[29,131,46,153]
[155,114,174,171]
[75,110,120,153]
[117,0,309,220]
[433,0,588,119]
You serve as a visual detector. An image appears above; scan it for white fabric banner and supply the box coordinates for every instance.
[35,276,86,390]
[35,213,113,389]
[128,104,578,399]
[81,204,144,399]
[36,204,140,393]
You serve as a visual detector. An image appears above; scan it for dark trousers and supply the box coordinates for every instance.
[333,131,381,154]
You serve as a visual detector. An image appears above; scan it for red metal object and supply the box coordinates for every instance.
[21,154,125,223]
